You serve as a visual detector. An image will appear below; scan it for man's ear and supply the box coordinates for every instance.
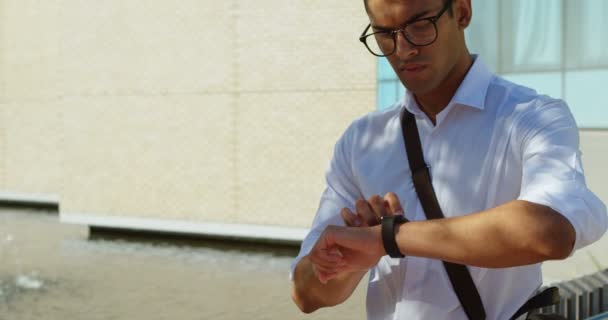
[455,0,472,29]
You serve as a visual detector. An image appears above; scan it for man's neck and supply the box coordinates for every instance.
[415,53,474,125]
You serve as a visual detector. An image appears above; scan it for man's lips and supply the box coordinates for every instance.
[400,64,427,73]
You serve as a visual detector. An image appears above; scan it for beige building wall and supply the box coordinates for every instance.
[0,1,375,228]
[0,1,607,232]
[580,131,608,204]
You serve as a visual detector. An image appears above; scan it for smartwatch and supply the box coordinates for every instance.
[381,215,409,258]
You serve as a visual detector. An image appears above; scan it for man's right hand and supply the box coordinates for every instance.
[291,192,405,312]
[309,192,405,283]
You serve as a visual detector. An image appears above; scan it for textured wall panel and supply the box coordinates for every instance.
[0,0,62,100]
[580,131,608,205]
[56,1,235,96]
[0,0,378,228]
[58,94,236,223]
[0,104,5,187]
[236,91,374,227]
[236,0,374,92]
[2,101,63,195]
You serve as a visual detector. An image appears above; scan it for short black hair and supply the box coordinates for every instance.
[364,0,454,17]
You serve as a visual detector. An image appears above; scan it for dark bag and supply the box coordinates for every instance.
[399,109,563,320]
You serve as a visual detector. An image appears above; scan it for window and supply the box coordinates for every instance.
[376,0,608,128]
[377,58,404,111]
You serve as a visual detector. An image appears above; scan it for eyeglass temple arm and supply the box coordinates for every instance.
[359,23,371,41]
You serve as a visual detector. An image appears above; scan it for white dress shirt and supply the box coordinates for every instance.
[291,56,608,320]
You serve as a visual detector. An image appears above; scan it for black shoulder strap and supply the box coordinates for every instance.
[400,109,487,320]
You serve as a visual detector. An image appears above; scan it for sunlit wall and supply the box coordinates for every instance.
[0,1,375,228]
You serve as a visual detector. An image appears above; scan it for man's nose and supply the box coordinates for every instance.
[394,31,419,59]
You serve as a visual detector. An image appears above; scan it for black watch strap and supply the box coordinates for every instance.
[381,215,408,258]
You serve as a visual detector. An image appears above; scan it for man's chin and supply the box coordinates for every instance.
[402,81,435,96]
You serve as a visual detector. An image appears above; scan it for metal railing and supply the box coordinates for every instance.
[534,269,608,319]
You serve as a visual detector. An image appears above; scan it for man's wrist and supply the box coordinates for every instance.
[381,215,409,258]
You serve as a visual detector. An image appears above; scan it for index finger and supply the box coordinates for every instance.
[355,199,378,226]
[384,192,404,216]
[340,207,362,227]
[368,195,388,220]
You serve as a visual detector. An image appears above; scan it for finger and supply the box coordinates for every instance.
[316,270,338,284]
[384,192,404,216]
[310,254,343,269]
[368,195,387,220]
[340,207,362,227]
[309,248,345,267]
[328,247,343,258]
[355,199,377,226]
[313,263,346,275]
[312,264,335,284]
[384,199,391,212]
[312,262,346,284]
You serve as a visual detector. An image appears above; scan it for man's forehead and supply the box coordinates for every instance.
[367,0,443,27]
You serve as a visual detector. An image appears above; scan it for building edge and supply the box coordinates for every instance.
[60,212,309,246]
[0,192,60,211]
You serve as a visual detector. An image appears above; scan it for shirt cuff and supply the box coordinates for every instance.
[518,182,607,254]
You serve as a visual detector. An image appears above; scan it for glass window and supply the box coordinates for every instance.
[502,72,563,100]
[377,58,404,111]
[465,0,499,71]
[565,69,608,128]
[499,0,562,73]
[377,0,608,128]
[565,0,608,69]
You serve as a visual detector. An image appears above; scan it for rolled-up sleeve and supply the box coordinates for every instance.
[289,122,363,279]
[517,100,608,253]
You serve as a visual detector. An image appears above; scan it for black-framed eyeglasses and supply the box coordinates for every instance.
[359,0,452,57]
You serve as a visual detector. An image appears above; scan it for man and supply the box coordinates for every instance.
[290,0,608,319]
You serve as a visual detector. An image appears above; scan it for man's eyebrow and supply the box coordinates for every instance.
[371,9,432,31]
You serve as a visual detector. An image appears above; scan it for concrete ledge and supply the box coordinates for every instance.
[0,192,60,211]
[61,213,309,246]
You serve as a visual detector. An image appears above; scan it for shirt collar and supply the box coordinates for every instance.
[451,54,491,111]
[402,55,492,115]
